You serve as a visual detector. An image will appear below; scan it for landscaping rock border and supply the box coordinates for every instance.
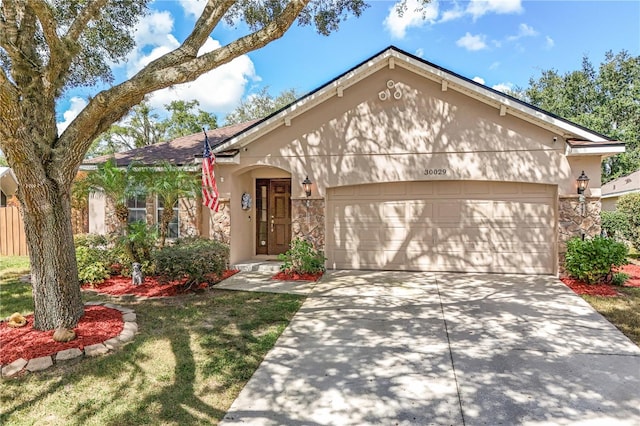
[1,302,137,378]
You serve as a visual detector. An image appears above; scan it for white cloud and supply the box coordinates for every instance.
[507,23,538,41]
[384,0,439,39]
[545,36,555,49]
[440,6,465,23]
[489,61,501,70]
[57,97,88,134]
[115,11,258,116]
[178,0,207,18]
[415,47,425,58]
[467,0,523,19]
[472,76,486,85]
[456,32,488,51]
[146,38,259,114]
[492,82,514,93]
[125,10,180,77]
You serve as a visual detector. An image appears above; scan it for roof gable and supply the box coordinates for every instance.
[214,46,623,157]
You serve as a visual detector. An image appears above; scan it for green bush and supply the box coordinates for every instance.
[75,246,110,285]
[113,222,158,275]
[600,210,630,240]
[612,272,629,286]
[617,193,640,251]
[154,238,229,287]
[74,233,108,249]
[565,236,628,284]
[278,238,326,274]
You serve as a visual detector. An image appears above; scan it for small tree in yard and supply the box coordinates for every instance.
[0,0,378,334]
[146,162,200,248]
[616,193,640,251]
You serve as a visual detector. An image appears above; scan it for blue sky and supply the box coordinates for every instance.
[57,0,640,130]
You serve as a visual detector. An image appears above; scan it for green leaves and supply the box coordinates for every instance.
[565,236,628,284]
[278,238,326,274]
[520,50,640,182]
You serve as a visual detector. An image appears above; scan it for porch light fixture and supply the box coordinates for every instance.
[302,176,312,197]
[576,171,590,195]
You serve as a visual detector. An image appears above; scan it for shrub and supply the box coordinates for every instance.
[154,238,229,287]
[565,236,628,284]
[74,233,108,249]
[113,222,158,275]
[75,246,110,285]
[278,238,326,274]
[612,272,629,286]
[600,210,630,240]
[617,193,640,251]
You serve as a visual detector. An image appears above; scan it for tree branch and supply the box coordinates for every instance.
[27,0,68,97]
[65,0,110,42]
[0,0,21,58]
[55,0,311,179]
[142,0,235,75]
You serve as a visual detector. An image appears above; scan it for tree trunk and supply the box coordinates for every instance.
[21,186,84,331]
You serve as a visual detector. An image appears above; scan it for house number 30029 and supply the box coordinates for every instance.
[424,168,448,176]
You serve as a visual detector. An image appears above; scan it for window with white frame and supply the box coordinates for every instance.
[127,193,147,223]
[157,198,179,239]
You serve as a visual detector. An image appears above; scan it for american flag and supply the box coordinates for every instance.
[202,131,219,212]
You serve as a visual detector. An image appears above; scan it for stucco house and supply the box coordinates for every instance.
[601,169,640,211]
[0,166,18,207]
[84,46,624,276]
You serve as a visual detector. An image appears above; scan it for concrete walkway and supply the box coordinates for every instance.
[219,270,640,425]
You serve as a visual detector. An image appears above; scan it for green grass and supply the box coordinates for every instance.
[0,266,304,425]
[0,256,32,317]
[582,286,640,347]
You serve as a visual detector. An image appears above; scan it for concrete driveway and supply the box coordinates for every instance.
[220,271,640,425]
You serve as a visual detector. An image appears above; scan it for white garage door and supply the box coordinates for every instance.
[326,181,556,274]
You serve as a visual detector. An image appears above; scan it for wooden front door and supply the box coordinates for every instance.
[255,179,291,255]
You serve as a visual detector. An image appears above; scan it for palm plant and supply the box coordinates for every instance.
[146,162,200,247]
[85,158,145,235]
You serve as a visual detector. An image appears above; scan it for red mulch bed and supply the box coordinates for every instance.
[272,271,323,282]
[561,263,640,297]
[0,306,123,365]
[618,263,640,287]
[82,270,239,297]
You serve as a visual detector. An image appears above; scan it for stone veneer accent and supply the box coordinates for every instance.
[558,196,602,274]
[291,199,325,250]
[1,302,137,378]
[210,199,231,244]
[178,198,199,238]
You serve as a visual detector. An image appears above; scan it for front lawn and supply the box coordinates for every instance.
[0,257,304,425]
[582,286,640,347]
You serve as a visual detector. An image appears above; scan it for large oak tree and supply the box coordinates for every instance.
[0,0,371,332]
[516,51,640,183]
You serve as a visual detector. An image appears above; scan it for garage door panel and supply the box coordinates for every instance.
[326,181,556,274]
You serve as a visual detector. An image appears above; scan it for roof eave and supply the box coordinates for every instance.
[565,144,625,157]
[214,47,618,154]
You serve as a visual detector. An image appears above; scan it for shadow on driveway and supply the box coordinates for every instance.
[220,271,640,425]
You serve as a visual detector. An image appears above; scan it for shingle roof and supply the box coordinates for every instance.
[602,169,640,198]
[83,120,257,167]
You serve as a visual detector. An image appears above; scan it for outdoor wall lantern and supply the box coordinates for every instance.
[576,171,590,195]
[302,176,312,208]
[302,176,312,197]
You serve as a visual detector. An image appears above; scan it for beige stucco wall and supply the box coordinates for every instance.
[88,192,106,235]
[214,66,603,266]
[217,67,601,199]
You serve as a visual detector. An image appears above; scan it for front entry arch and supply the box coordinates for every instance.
[255,179,291,255]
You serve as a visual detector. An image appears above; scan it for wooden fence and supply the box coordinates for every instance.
[0,206,28,256]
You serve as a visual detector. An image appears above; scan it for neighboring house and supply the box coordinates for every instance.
[83,46,624,276]
[0,166,18,207]
[601,169,640,211]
